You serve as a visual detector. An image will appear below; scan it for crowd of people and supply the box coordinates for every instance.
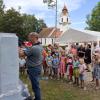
[19,37,100,99]
[42,43,100,90]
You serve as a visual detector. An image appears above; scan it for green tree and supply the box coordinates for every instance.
[22,15,47,36]
[86,2,100,31]
[36,19,47,33]
[0,0,4,13]
[0,8,23,33]
[22,14,38,34]
[0,0,47,41]
[0,0,4,31]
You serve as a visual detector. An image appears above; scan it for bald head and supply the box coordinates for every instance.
[28,32,39,44]
[29,32,39,38]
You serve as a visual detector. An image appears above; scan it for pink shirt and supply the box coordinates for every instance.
[79,64,87,75]
[60,56,66,64]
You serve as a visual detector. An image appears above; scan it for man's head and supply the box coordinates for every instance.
[28,32,39,44]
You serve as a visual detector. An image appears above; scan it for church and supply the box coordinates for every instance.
[39,4,100,46]
[39,5,70,45]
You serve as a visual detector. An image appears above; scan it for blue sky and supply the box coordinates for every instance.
[4,0,100,30]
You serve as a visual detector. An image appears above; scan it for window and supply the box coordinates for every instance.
[45,38,46,45]
[52,39,54,44]
[62,18,63,22]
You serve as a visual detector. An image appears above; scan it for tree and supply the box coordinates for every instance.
[86,2,100,31]
[0,0,4,31]
[36,19,47,33]
[0,0,47,41]
[22,15,47,36]
[22,14,38,34]
[0,0,4,14]
[0,8,23,33]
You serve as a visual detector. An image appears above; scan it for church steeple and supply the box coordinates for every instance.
[62,5,68,15]
[59,4,70,25]
[59,4,71,32]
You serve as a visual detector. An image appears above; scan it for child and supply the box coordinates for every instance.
[93,52,100,90]
[42,48,48,79]
[46,51,53,79]
[19,56,26,75]
[66,55,73,82]
[59,50,66,79]
[73,56,80,86]
[52,54,59,79]
[79,58,87,90]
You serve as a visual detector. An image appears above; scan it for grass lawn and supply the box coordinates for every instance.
[21,75,100,100]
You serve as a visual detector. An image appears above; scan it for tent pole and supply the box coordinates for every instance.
[97,39,99,47]
[91,41,94,60]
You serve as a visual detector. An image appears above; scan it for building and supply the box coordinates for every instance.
[39,5,70,46]
[59,4,71,32]
[39,27,62,45]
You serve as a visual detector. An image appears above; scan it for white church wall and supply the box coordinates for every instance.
[46,38,52,45]
[39,38,54,46]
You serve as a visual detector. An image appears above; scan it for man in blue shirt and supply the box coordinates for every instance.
[19,32,43,100]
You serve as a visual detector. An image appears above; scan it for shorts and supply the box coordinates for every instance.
[79,74,85,81]
[73,67,79,78]
[53,68,58,75]
[20,67,25,72]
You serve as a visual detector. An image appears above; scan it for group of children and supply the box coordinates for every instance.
[42,47,88,90]
[18,44,100,92]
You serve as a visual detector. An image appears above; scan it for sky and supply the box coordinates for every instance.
[3,0,100,30]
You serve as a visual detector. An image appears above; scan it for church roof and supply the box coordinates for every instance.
[39,28,53,38]
[50,29,62,38]
[39,28,62,38]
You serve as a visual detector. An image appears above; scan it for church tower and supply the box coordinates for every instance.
[59,5,70,32]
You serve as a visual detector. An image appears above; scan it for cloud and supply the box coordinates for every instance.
[4,0,47,13]
[4,0,86,13]
[58,0,86,12]
[72,21,85,25]
[3,0,86,28]
[35,12,46,20]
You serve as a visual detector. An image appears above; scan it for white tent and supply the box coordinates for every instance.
[57,28,100,43]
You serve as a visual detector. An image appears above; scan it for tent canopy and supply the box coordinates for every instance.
[57,28,100,43]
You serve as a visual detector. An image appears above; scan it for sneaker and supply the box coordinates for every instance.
[45,77,49,80]
[57,78,60,80]
[50,77,53,79]
[95,87,100,90]
[69,82,72,84]
[83,87,87,91]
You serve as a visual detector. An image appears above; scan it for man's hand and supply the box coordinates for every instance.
[19,47,25,57]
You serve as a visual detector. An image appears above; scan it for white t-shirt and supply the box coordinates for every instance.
[79,64,87,75]
[19,58,26,67]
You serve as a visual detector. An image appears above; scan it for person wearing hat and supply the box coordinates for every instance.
[19,32,43,100]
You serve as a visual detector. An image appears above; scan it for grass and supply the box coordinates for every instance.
[20,75,100,100]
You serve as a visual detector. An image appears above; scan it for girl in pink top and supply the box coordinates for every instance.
[66,55,73,82]
[59,51,66,79]
[79,59,87,90]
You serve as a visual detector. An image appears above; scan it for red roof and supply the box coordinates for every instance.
[39,28,63,38]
